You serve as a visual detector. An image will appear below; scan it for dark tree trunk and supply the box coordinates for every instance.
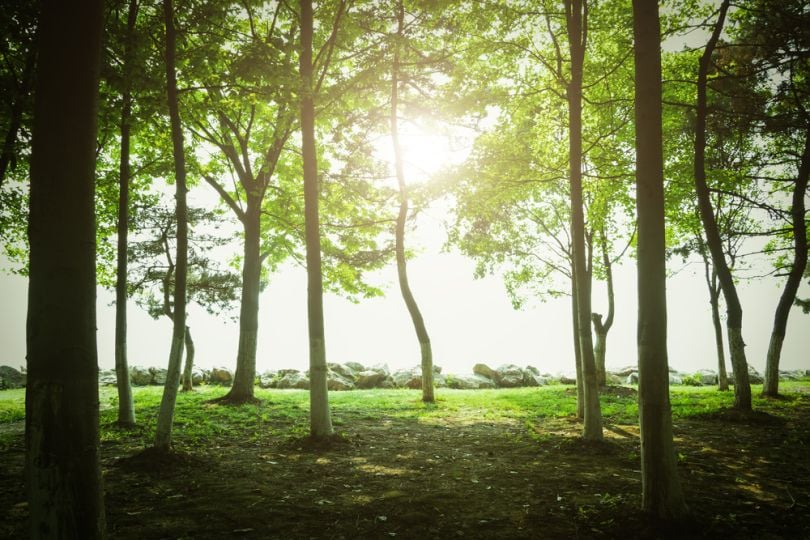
[0,46,35,187]
[763,127,810,396]
[25,0,105,536]
[693,0,751,410]
[155,0,188,451]
[181,325,195,391]
[591,228,615,387]
[700,246,729,391]
[220,200,261,404]
[391,1,434,403]
[632,0,688,520]
[115,0,140,429]
[566,0,602,440]
[300,0,333,437]
[572,274,584,420]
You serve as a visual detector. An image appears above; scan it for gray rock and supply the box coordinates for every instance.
[392,367,422,389]
[151,367,168,385]
[559,374,577,385]
[327,371,354,391]
[626,372,639,385]
[496,364,525,388]
[191,367,207,385]
[130,366,152,386]
[669,374,683,385]
[747,365,764,384]
[446,374,496,389]
[370,363,390,376]
[98,369,118,386]
[524,365,540,376]
[696,369,717,385]
[380,376,396,389]
[277,371,310,389]
[210,366,233,386]
[472,363,499,382]
[258,370,277,389]
[612,366,637,378]
[344,362,366,373]
[327,363,357,381]
[605,373,623,385]
[356,370,387,389]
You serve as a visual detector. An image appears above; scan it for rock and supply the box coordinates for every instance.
[433,364,443,375]
[151,367,168,385]
[392,367,422,389]
[611,366,637,378]
[780,369,804,381]
[496,364,525,388]
[380,376,396,389]
[129,366,152,386]
[277,371,310,389]
[98,369,118,386]
[605,373,623,385]
[210,366,233,386]
[258,370,277,389]
[191,367,207,385]
[559,374,577,385]
[523,370,550,387]
[747,365,764,384]
[472,363,499,383]
[446,374,496,389]
[369,363,390,376]
[327,371,354,391]
[696,369,717,385]
[669,374,683,385]
[524,365,540,376]
[625,372,639,385]
[328,363,357,381]
[344,362,366,373]
[356,370,387,389]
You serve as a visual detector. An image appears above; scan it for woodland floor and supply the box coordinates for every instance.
[1,384,810,539]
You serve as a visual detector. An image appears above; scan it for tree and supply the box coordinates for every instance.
[154,0,189,451]
[25,0,106,536]
[693,0,753,410]
[301,0,333,438]
[632,0,688,520]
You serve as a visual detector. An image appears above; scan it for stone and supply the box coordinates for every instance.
[98,369,118,386]
[210,366,234,385]
[370,363,390,376]
[276,371,310,389]
[258,370,278,389]
[625,372,639,385]
[611,366,637,378]
[344,362,366,373]
[151,367,168,385]
[380,376,396,389]
[446,374,496,389]
[392,367,422,389]
[605,373,623,385]
[191,367,207,385]
[129,366,152,386]
[356,370,387,389]
[0,365,25,389]
[496,364,525,388]
[524,365,540,376]
[779,369,804,381]
[747,365,764,384]
[472,363,499,383]
[559,374,577,385]
[669,374,683,385]
[327,371,354,391]
[328,363,357,381]
[696,369,717,385]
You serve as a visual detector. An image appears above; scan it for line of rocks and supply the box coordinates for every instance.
[1,363,807,391]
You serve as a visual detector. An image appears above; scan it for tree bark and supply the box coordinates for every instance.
[572,274,584,419]
[763,126,810,396]
[591,228,615,387]
[181,326,195,391]
[632,0,688,520]
[115,0,140,429]
[391,0,434,403]
[693,0,751,410]
[25,0,106,536]
[301,0,334,438]
[566,0,602,441]
[700,247,729,391]
[155,0,188,451]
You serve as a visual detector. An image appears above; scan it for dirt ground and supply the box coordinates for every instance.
[2,387,809,539]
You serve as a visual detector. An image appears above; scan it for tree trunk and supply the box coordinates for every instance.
[181,325,195,391]
[391,1,434,403]
[0,46,35,188]
[632,0,688,520]
[693,0,751,411]
[763,127,809,396]
[572,275,584,419]
[566,0,602,441]
[592,229,615,387]
[220,201,261,404]
[25,0,106,536]
[155,0,188,451]
[703,257,729,391]
[114,0,140,429]
[301,0,334,438]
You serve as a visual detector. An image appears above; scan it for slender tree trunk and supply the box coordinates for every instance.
[572,274,584,419]
[114,0,140,429]
[181,325,195,391]
[693,0,751,410]
[0,47,35,187]
[301,0,333,438]
[632,0,688,520]
[391,1,434,403]
[763,127,810,396]
[566,0,602,440]
[592,229,615,387]
[25,0,105,536]
[701,250,729,391]
[220,201,261,403]
[155,0,188,451]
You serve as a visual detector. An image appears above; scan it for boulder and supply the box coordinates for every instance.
[780,369,804,381]
[369,363,390,376]
[344,362,366,373]
[380,376,396,389]
[696,369,717,385]
[524,365,541,376]
[605,373,623,385]
[98,369,118,386]
[327,363,357,381]
[258,370,278,389]
[0,365,26,389]
[151,367,168,385]
[472,363,499,382]
[669,373,683,385]
[191,367,207,385]
[356,370,387,389]
[129,366,152,386]
[611,366,637,378]
[327,371,354,391]
[496,364,525,388]
[209,366,234,386]
[392,367,422,389]
[747,365,764,384]
[446,374,496,389]
[277,371,310,389]
[559,374,577,385]
[625,372,639,385]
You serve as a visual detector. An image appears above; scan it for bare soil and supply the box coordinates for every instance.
[2,388,809,539]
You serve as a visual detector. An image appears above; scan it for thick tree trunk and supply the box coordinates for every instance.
[763,127,809,396]
[181,326,195,392]
[25,0,106,536]
[566,0,602,441]
[155,0,188,451]
[572,275,584,419]
[220,201,261,403]
[391,1,434,403]
[115,0,140,428]
[632,0,688,520]
[0,47,35,187]
[693,0,751,410]
[301,0,334,438]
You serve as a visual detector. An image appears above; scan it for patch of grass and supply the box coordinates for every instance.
[0,388,25,423]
